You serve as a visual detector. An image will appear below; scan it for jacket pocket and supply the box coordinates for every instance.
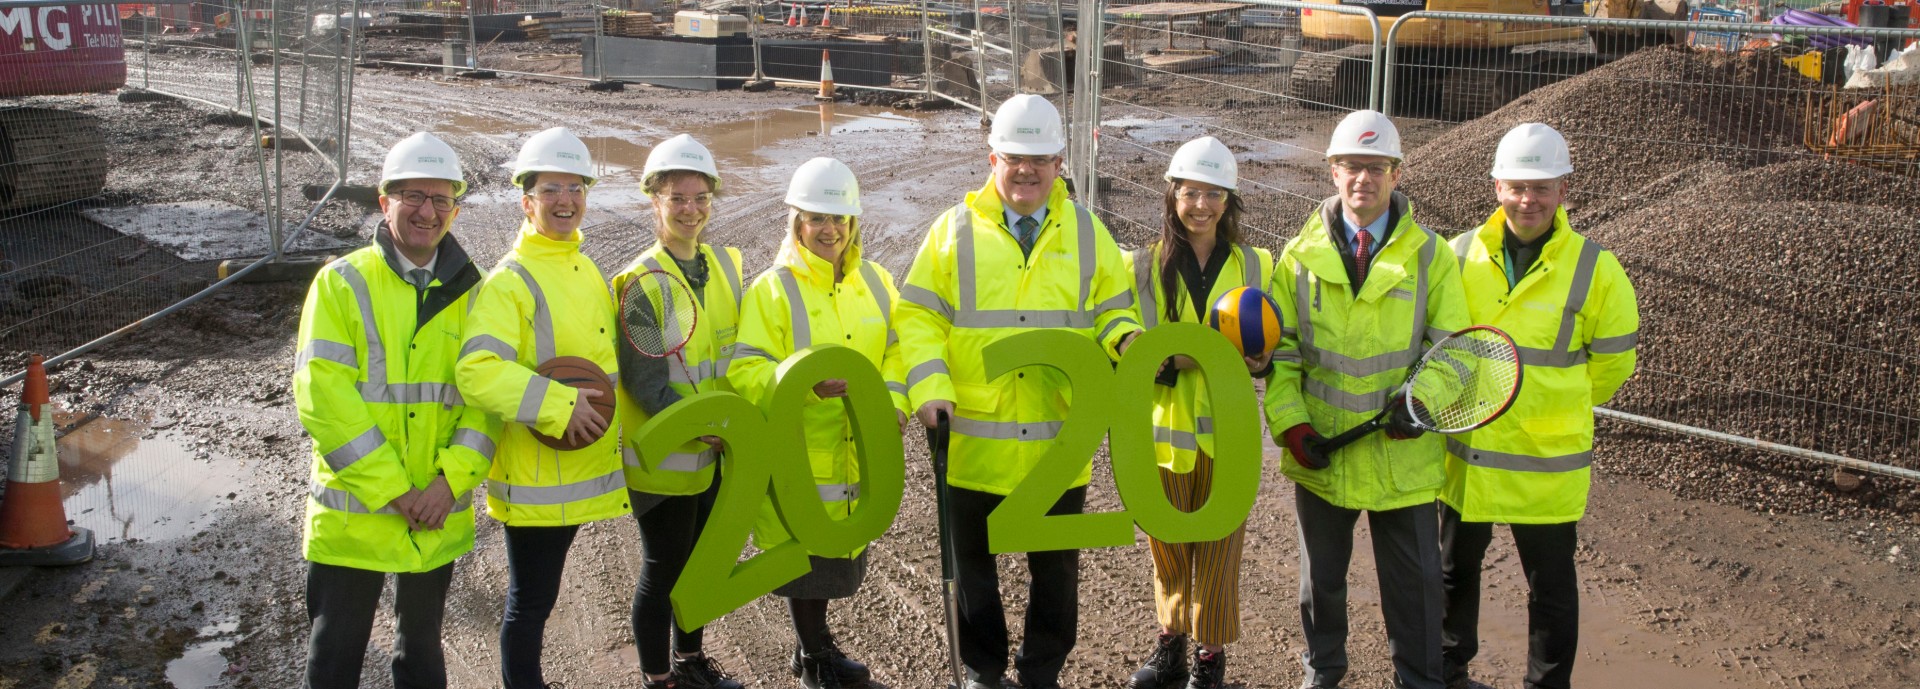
[954,381,999,415]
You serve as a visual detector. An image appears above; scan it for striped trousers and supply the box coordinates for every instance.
[1147,451,1246,646]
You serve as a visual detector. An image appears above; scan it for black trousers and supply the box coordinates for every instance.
[1440,504,1580,689]
[630,484,720,676]
[304,560,454,689]
[1294,488,1444,689]
[947,484,1086,686]
[500,524,581,689]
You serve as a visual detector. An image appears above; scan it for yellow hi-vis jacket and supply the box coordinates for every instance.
[610,242,744,496]
[1124,241,1274,473]
[1441,207,1639,524]
[728,231,910,551]
[1265,194,1470,512]
[457,221,628,526]
[294,230,499,573]
[896,177,1143,496]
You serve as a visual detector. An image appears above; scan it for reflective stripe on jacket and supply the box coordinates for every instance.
[729,231,908,552]
[1125,241,1274,473]
[611,242,744,495]
[1264,193,1470,512]
[895,177,1142,496]
[457,222,627,526]
[294,232,498,573]
[1441,206,1639,524]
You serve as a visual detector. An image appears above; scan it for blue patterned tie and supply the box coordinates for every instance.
[1016,215,1039,257]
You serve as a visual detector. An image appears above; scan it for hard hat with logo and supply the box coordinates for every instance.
[1164,136,1238,190]
[987,94,1066,156]
[1489,122,1574,180]
[512,127,597,189]
[786,157,862,217]
[381,132,466,196]
[1325,109,1404,160]
[642,133,722,193]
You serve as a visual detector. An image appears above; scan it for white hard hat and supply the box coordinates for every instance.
[786,157,862,217]
[1325,109,1404,160]
[512,126,597,188]
[381,132,466,196]
[1164,136,1238,190]
[1489,122,1574,180]
[988,94,1066,156]
[642,133,722,193]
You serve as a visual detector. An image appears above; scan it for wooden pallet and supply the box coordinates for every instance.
[0,108,110,211]
[601,12,659,37]
[520,16,599,41]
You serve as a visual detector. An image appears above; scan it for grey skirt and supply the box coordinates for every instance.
[773,550,870,600]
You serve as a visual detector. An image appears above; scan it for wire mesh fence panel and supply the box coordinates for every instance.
[1378,14,1920,472]
[926,0,986,111]
[1087,1,1379,251]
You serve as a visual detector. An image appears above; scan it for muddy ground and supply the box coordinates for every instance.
[0,46,1917,689]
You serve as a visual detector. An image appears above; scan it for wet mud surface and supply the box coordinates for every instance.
[0,51,1916,689]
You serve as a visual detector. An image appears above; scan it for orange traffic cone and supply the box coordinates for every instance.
[816,49,836,101]
[785,3,797,27]
[821,1,832,27]
[0,355,93,566]
[798,3,809,26]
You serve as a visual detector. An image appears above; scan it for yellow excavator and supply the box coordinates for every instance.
[1285,0,1686,120]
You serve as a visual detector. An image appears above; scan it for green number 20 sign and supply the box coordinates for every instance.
[632,323,1261,630]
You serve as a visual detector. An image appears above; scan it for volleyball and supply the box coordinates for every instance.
[1207,286,1283,358]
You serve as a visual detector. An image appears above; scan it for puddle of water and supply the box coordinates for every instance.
[56,414,242,543]
[165,619,241,689]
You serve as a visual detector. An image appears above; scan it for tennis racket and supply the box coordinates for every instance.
[619,269,702,390]
[1304,325,1523,468]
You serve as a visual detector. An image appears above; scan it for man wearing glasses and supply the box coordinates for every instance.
[457,127,632,689]
[1264,110,1468,689]
[294,132,498,688]
[896,94,1142,689]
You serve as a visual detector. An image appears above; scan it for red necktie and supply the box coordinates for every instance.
[1353,229,1374,287]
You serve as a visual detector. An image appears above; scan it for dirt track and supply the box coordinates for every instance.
[0,55,1917,689]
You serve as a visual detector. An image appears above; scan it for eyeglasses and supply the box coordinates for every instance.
[1332,161,1398,178]
[998,154,1060,170]
[1175,188,1230,204]
[799,213,851,226]
[392,190,457,212]
[656,193,713,208]
[531,183,586,199]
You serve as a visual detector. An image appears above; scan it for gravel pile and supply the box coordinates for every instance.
[1400,45,1818,233]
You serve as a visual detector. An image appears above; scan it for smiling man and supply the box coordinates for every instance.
[294,132,496,689]
[1439,123,1639,689]
[896,93,1142,689]
[1264,109,1468,689]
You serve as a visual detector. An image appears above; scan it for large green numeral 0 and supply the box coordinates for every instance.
[635,346,907,630]
[764,345,905,558]
[1109,323,1260,544]
[984,330,1136,553]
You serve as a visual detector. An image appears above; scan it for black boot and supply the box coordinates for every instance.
[670,654,743,689]
[1128,633,1189,689]
[1187,648,1224,689]
[798,649,849,689]
[789,634,870,686]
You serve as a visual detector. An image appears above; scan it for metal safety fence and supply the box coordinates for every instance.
[2,0,354,386]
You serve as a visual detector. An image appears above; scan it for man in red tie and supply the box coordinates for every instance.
[1264,109,1468,689]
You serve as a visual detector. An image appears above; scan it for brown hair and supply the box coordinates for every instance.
[1156,180,1244,324]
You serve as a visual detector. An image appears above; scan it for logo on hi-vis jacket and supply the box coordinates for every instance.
[1358,131,1380,146]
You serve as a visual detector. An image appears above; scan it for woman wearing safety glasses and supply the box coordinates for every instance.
[727,157,910,689]
[1121,136,1274,689]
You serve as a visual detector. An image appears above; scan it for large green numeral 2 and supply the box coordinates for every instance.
[630,346,905,630]
[985,324,1261,553]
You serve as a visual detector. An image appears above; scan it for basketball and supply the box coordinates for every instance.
[531,356,617,451]
[1207,286,1284,358]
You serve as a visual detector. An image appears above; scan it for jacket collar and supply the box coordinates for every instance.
[374,221,475,287]
[513,219,582,260]
[964,176,1071,230]
[1298,191,1418,286]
